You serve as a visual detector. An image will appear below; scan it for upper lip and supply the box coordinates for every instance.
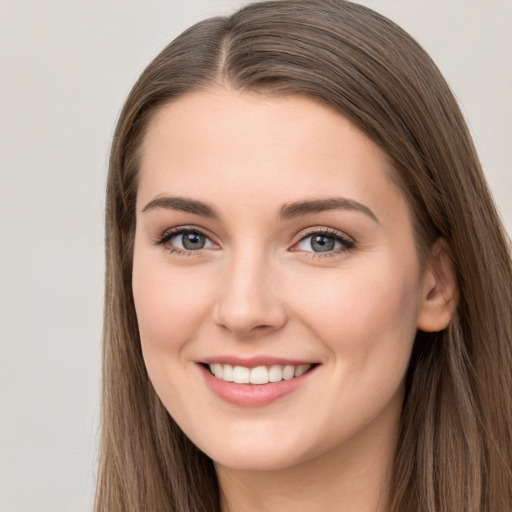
[198,356,318,368]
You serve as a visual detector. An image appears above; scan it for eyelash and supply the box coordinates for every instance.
[154,226,355,258]
[294,227,355,258]
[154,226,214,256]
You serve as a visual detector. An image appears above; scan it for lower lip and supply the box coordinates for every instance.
[198,364,317,407]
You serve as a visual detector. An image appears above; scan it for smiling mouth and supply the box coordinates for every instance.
[205,363,315,385]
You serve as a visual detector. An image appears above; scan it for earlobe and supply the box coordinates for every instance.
[417,239,458,332]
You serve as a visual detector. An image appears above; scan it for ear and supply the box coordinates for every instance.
[417,239,458,332]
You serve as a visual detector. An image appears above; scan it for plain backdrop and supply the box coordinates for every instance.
[0,1,510,511]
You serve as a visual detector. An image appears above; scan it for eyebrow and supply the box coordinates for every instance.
[141,195,378,223]
[278,197,378,223]
[141,196,219,218]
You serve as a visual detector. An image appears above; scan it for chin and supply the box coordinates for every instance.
[209,444,307,472]
[190,423,323,472]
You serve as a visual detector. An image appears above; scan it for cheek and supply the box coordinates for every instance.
[132,252,221,418]
[132,251,215,363]
[281,255,421,445]
[292,253,421,367]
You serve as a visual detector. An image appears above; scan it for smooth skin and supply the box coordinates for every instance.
[132,87,457,512]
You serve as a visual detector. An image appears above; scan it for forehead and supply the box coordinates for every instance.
[137,87,404,223]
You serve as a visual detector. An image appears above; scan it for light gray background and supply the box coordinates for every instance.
[0,1,510,511]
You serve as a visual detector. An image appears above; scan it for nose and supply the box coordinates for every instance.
[212,249,288,339]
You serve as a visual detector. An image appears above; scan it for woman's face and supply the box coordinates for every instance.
[132,88,431,471]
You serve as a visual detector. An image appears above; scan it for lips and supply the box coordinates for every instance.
[197,357,318,407]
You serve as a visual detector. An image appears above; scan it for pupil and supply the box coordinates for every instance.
[311,235,334,252]
[183,232,205,250]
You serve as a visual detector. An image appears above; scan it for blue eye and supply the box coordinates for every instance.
[296,231,354,253]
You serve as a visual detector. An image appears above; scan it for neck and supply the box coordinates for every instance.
[216,409,399,512]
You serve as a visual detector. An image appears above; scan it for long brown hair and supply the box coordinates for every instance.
[96,1,512,511]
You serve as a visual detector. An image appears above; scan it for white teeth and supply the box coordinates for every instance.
[282,365,295,380]
[268,365,283,382]
[249,366,269,384]
[233,366,250,384]
[213,363,223,379]
[208,363,312,384]
[222,364,234,382]
[294,364,310,377]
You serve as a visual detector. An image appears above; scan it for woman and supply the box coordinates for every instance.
[95,1,512,511]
